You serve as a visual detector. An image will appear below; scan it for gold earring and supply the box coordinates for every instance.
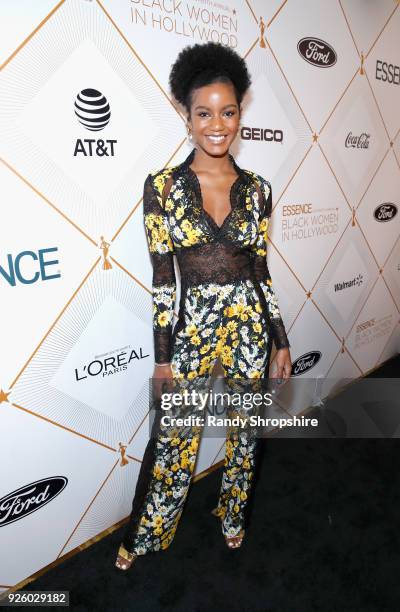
[186,125,193,143]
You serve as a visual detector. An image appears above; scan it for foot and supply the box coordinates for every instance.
[224,529,245,549]
[211,507,245,549]
[115,543,137,570]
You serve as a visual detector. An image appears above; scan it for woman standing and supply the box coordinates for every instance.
[115,41,292,570]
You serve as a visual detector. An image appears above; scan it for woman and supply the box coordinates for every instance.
[115,41,292,570]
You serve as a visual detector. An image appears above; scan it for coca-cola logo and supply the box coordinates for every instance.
[291,351,322,376]
[345,132,370,149]
[297,37,337,68]
[373,203,398,222]
[0,477,68,527]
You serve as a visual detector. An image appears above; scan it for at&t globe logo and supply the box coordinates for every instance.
[73,87,117,157]
[74,88,111,131]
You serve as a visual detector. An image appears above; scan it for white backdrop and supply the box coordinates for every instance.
[0,0,399,590]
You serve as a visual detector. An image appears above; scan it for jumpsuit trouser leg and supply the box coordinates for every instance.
[122,280,271,554]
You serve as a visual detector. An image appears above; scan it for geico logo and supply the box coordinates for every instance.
[282,204,312,215]
[241,127,283,142]
[73,138,117,156]
[0,247,60,286]
[375,60,400,84]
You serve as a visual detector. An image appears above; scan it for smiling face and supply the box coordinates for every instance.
[187,80,241,157]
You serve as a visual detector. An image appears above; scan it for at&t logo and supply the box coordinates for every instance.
[73,88,117,157]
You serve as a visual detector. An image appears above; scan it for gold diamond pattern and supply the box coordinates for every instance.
[0,0,399,589]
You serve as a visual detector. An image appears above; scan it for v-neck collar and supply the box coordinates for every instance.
[177,147,250,233]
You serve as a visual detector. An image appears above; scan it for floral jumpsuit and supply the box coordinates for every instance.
[122,147,290,555]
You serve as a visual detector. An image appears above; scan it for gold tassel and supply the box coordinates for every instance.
[259,16,266,48]
[119,443,129,466]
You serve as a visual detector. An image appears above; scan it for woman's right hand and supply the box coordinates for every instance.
[152,363,174,401]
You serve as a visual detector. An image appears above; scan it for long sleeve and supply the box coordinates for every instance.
[143,172,176,363]
[251,178,291,350]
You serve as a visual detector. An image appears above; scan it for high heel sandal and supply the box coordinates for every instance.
[115,543,137,570]
[211,507,245,549]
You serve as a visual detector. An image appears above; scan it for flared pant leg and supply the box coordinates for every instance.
[122,279,271,554]
[121,404,204,556]
[211,280,272,537]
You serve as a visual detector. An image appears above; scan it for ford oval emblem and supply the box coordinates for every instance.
[0,476,68,527]
[297,37,337,68]
[373,203,398,222]
[291,351,322,376]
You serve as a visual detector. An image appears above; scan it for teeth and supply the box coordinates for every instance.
[207,135,226,142]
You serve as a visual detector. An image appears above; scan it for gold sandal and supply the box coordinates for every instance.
[224,529,245,549]
[211,507,245,549]
[115,543,137,570]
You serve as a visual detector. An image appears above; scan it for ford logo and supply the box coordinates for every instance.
[297,37,337,68]
[373,203,397,222]
[291,351,322,376]
[0,477,68,527]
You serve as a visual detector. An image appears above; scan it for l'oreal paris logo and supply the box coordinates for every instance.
[297,37,337,67]
[374,203,397,222]
[291,351,322,376]
[75,347,150,381]
[0,477,68,527]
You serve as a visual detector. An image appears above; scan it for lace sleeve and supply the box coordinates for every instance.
[143,172,176,363]
[251,179,291,350]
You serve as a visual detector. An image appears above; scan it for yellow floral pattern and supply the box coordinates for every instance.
[122,149,289,556]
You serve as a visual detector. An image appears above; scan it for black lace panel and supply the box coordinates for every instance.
[251,181,291,350]
[143,173,176,363]
[142,149,291,362]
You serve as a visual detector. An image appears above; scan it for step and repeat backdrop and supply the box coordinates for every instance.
[1,0,399,590]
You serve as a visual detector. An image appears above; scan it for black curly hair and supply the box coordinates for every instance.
[169,42,251,116]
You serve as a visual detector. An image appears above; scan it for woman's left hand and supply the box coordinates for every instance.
[270,347,292,383]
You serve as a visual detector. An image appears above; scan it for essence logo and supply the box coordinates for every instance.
[345,132,370,149]
[0,247,60,287]
[374,203,398,222]
[241,126,283,143]
[291,351,321,376]
[73,88,117,157]
[375,60,400,85]
[334,273,363,292]
[297,37,337,68]
[0,477,68,527]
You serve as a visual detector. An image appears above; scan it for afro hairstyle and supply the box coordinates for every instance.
[168,42,251,114]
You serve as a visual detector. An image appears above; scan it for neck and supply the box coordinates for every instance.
[190,146,234,174]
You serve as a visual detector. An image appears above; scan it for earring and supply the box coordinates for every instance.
[186,125,193,144]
